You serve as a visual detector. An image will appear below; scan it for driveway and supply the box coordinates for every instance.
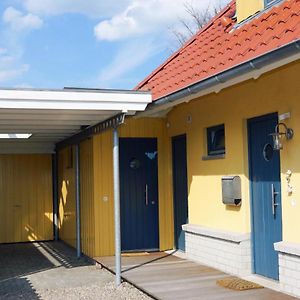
[0,242,151,300]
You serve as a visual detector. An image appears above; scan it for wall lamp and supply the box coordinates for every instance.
[270,123,294,151]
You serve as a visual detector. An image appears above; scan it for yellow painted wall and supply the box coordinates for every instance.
[80,138,95,257]
[0,154,53,243]
[236,0,264,23]
[58,146,76,248]
[92,118,173,256]
[166,60,300,243]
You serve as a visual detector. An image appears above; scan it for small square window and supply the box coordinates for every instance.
[207,124,225,156]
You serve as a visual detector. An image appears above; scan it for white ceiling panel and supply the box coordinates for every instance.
[0,88,151,153]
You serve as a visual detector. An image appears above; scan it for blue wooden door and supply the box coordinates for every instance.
[120,138,159,251]
[248,113,282,280]
[172,135,188,251]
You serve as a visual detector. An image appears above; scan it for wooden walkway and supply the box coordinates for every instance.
[95,252,297,300]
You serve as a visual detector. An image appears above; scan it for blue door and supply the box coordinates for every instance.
[172,135,188,251]
[248,113,282,280]
[120,138,159,251]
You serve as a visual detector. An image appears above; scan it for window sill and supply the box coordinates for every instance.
[202,154,225,161]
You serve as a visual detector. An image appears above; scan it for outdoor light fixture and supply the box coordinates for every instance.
[270,123,294,151]
[0,133,32,139]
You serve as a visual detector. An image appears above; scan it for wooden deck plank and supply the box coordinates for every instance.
[95,253,297,300]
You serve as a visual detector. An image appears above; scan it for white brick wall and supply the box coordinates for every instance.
[278,253,300,297]
[184,225,251,277]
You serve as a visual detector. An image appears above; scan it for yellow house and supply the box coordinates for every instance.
[56,0,300,296]
[1,0,300,298]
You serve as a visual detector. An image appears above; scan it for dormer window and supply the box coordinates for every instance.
[265,0,277,7]
[237,0,280,23]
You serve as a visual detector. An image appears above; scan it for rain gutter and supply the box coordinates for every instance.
[146,40,300,113]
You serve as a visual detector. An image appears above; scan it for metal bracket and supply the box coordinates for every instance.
[56,113,125,150]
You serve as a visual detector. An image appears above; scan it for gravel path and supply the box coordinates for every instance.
[0,242,152,300]
[39,281,151,300]
[36,267,152,300]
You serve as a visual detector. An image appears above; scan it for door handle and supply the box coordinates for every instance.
[271,184,279,216]
[145,184,148,206]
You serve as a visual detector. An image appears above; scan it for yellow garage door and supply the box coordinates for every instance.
[0,154,53,243]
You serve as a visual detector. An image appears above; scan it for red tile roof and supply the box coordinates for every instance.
[136,0,300,101]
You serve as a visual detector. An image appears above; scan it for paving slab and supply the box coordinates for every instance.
[95,252,298,300]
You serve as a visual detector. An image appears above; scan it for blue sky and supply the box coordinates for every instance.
[0,0,228,90]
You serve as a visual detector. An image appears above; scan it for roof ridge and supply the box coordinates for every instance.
[134,0,235,91]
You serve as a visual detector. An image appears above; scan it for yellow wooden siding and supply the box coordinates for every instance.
[92,118,174,257]
[93,130,115,256]
[0,154,53,243]
[80,138,95,257]
[58,146,76,248]
[166,61,300,243]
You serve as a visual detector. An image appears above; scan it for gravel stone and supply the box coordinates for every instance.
[0,242,152,300]
[37,269,152,300]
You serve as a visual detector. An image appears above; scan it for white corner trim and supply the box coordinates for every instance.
[182,224,250,243]
[274,241,300,257]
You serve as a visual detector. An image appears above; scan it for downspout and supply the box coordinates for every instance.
[75,144,81,258]
[113,126,122,286]
[52,153,59,241]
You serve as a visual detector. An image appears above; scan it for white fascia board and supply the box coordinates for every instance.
[0,101,148,111]
[0,89,152,111]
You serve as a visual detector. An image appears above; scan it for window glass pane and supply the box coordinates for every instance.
[207,124,225,156]
[265,0,275,6]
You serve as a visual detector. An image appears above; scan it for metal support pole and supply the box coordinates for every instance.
[113,127,121,286]
[52,153,59,241]
[75,144,81,258]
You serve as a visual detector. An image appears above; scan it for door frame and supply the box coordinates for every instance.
[247,112,282,277]
[172,134,188,251]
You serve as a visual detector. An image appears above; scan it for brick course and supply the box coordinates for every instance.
[183,225,251,277]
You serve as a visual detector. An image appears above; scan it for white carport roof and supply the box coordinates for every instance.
[0,87,152,153]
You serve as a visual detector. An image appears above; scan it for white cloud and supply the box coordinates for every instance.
[94,0,229,41]
[0,46,30,83]
[3,7,43,32]
[94,3,141,41]
[0,63,29,83]
[23,0,131,18]
[97,40,162,87]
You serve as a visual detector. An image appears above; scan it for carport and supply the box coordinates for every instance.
[0,87,151,285]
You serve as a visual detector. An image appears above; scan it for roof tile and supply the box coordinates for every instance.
[136,0,300,100]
